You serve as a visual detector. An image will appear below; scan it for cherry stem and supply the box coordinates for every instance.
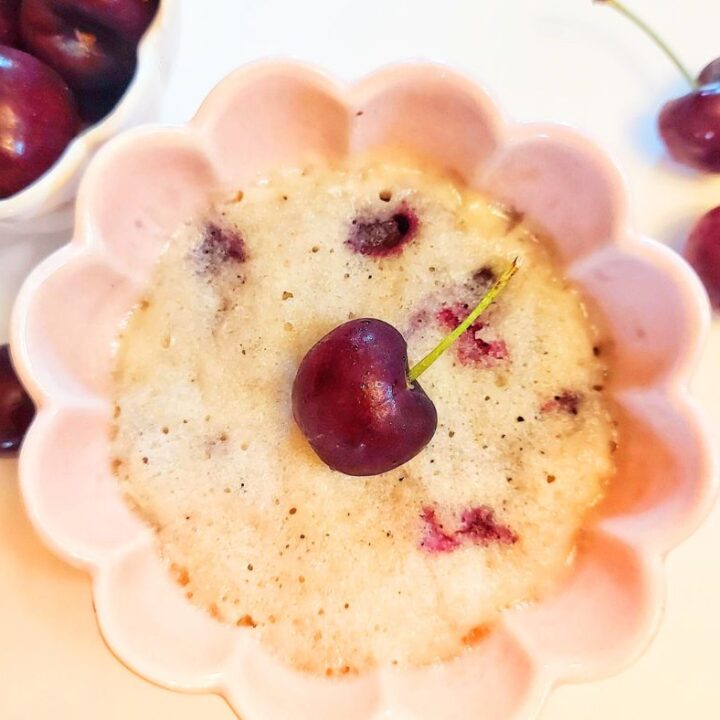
[595,0,697,89]
[407,259,519,384]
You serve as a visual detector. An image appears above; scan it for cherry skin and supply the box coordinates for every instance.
[20,0,159,122]
[684,206,720,308]
[292,319,438,476]
[0,44,80,198]
[658,86,720,172]
[0,344,34,456]
[698,58,720,86]
[0,0,21,47]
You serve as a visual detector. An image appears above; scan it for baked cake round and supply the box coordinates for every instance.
[111,160,617,676]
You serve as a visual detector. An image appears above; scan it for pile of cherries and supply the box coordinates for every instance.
[597,0,720,306]
[0,0,159,199]
[0,0,160,455]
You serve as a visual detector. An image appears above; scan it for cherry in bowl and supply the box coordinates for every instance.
[20,0,160,122]
[0,44,81,199]
[685,206,720,309]
[0,0,21,46]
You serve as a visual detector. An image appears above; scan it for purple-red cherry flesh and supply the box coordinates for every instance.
[292,319,438,476]
[0,0,21,46]
[0,44,80,198]
[597,0,720,173]
[0,344,34,456]
[292,261,518,476]
[684,206,720,308]
[20,0,159,122]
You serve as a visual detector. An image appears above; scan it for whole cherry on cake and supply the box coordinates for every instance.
[597,0,720,172]
[292,261,518,475]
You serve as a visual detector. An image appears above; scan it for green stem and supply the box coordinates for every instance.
[407,259,519,384]
[596,0,696,89]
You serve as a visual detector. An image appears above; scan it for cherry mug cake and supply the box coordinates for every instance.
[111,159,616,677]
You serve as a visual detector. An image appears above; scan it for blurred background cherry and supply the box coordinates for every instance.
[598,0,720,173]
[685,207,720,309]
[598,0,720,308]
[0,344,34,457]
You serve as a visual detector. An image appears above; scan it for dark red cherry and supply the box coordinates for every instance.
[0,44,80,198]
[698,58,720,87]
[658,87,720,173]
[0,344,34,456]
[0,0,21,46]
[597,1,720,173]
[20,0,159,122]
[684,206,720,308]
[292,261,518,476]
[292,319,438,476]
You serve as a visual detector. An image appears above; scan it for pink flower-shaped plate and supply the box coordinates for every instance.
[10,62,717,720]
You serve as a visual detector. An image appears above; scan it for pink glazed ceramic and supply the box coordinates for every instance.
[10,62,717,720]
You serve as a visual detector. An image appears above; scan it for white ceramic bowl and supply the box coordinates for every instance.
[0,0,178,242]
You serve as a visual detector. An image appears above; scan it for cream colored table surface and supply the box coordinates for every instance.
[2,0,719,717]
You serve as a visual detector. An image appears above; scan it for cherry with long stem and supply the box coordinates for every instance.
[595,1,720,302]
[596,0,720,173]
